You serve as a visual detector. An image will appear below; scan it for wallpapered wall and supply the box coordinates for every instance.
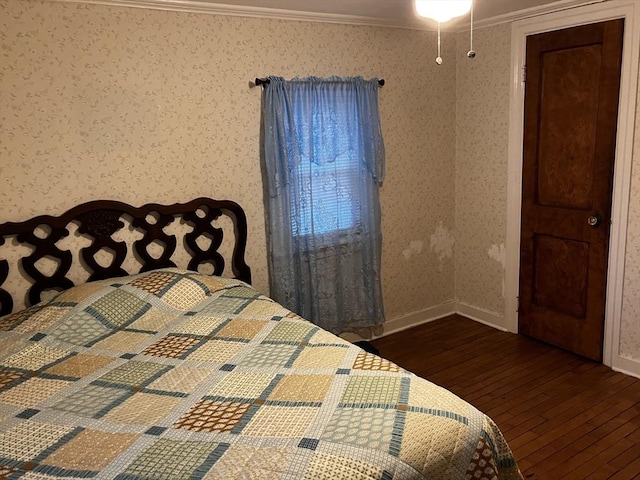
[2,0,639,363]
[0,0,457,322]
[455,24,511,316]
[620,74,640,361]
[454,23,640,363]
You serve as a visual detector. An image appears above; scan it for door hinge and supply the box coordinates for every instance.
[517,296,520,312]
[522,65,527,83]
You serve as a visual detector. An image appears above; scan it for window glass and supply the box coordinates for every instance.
[292,104,361,237]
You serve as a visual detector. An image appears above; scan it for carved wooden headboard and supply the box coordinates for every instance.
[0,198,251,316]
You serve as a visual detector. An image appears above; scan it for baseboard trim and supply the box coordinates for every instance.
[339,301,456,343]
[359,301,505,342]
[612,355,640,379]
[368,300,640,381]
[454,302,508,332]
[380,301,457,338]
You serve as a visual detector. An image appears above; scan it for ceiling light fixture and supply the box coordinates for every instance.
[414,0,475,65]
[414,0,472,23]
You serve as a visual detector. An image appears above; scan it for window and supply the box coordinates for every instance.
[290,98,363,238]
[261,76,385,333]
[293,154,361,239]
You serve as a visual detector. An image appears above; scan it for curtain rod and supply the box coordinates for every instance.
[255,78,385,86]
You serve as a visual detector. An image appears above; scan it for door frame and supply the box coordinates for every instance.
[505,0,640,373]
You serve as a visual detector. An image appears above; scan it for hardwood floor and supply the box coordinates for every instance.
[370,315,640,480]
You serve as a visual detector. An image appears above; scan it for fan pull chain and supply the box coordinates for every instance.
[467,0,476,58]
[436,22,443,65]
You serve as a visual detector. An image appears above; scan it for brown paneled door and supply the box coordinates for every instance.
[519,20,624,361]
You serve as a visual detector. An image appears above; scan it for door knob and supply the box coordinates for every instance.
[587,215,601,227]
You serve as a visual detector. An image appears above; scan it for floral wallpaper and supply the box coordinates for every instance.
[620,73,640,361]
[0,0,456,322]
[2,0,638,364]
[454,23,512,317]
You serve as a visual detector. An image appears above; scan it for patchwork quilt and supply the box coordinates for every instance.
[0,269,523,479]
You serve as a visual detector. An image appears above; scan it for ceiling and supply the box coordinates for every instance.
[185,0,582,29]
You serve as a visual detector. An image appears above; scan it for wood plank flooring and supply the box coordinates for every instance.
[370,315,640,480]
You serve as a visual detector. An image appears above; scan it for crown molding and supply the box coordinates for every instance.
[462,0,605,31]
[53,0,604,32]
[53,0,434,30]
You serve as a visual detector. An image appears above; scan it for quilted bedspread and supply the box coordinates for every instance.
[0,269,523,479]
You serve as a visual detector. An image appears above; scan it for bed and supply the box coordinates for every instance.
[0,198,523,479]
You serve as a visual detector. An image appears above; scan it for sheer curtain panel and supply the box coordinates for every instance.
[261,76,386,334]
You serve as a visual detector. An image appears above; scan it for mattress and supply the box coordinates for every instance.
[0,268,523,479]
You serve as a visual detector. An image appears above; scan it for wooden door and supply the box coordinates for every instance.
[519,20,624,361]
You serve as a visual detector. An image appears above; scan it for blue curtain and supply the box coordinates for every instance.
[262,76,385,334]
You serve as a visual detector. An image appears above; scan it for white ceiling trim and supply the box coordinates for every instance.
[471,0,606,30]
[53,0,604,31]
[53,0,424,29]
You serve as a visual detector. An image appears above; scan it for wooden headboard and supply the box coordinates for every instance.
[0,198,251,316]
